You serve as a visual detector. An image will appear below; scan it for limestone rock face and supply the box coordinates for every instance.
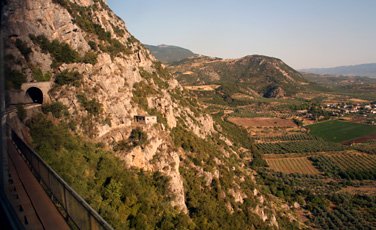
[2,0,297,226]
[2,0,193,213]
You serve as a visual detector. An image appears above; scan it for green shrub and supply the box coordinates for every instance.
[42,102,68,118]
[53,0,110,39]
[29,34,97,67]
[132,81,156,110]
[171,126,218,168]
[30,34,79,67]
[114,128,148,151]
[32,68,51,82]
[81,51,98,64]
[140,67,169,89]
[15,39,32,59]
[16,105,26,121]
[99,39,131,58]
[111,24,125,37]
[129,128,148,146]
[76,94,102,116]
[55,70,82,87]
[88,40,97,50]
[5,68,27,89]
[292,118,303,127]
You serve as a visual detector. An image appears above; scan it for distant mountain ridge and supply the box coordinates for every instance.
[170,54,307,98]
[300,63,376,78]
[144,44,197,63]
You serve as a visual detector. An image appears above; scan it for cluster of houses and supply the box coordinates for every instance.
[323,102,376,116]
[295,102,376,124]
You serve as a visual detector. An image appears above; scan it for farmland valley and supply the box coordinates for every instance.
[2,0,376,229]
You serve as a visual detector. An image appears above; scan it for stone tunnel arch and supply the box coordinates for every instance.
[26,87,44,104]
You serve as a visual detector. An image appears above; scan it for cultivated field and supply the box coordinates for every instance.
[255,139,344,154]
[343,134,376,145]
[255,133,318,143]
[307,120,376,143]
[265,156,320,175]
[228,117,296,128]
[310,152,376,180]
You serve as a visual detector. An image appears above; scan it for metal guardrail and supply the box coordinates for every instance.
[11,130,113,230]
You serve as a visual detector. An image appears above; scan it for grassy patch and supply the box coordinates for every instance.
[32,68,52,82]
[307,120,376,143]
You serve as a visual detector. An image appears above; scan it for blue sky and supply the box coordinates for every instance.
[107,0,376,69]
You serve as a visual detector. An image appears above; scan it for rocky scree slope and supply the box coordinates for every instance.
[170,55,307,98]
[2,0,301,228]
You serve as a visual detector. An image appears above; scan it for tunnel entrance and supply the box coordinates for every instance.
[26,87,43,104]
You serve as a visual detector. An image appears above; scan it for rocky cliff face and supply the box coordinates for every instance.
[2,0,300,227]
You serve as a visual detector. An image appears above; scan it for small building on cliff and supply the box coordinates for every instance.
[134,115,157,125]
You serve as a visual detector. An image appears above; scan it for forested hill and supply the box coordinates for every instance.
[144,44,197,64]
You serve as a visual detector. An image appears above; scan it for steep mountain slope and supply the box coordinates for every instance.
[145,44,197,64]
[2,0,301,228]
[170,55,307,98]
[301,63,376,78]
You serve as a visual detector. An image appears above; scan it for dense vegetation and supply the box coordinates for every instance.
[42,102,68,118]
[5,68,26,89]
[180,166,270,230]
[27,112,277,229]
[170,125,281,229]
[114,128,148,151]
[309,194,376,229]
[55,70,83,87]
[257,170,376,229]
[28,114,193,229]
[307,120,376,143]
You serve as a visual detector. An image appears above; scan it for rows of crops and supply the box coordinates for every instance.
[265,157,320,175]
[311,202,376,230]
[255,133,319,142]
[352,143,376,154]
[255,140,345,154]
[310,154,376,180]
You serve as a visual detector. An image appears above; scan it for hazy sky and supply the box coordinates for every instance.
[107,0,376,69]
